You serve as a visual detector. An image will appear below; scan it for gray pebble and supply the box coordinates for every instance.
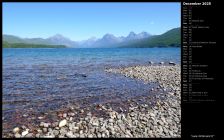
[14,133,21,138]
[53,130,59,136]
[43,128,48,133]
[66,131,74,138]
[24,133,33,138]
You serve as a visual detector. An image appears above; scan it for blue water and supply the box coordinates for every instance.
[3,47,180,125]
[3,48,180,67]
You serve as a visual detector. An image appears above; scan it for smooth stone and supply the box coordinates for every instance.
[87,112,92,116]
[53,130,59,136]
[174,117,180,122]
[58,135,65,138]
[169,131,174,136]
[149,113,155,117]
[79,130,83,135]
[160,62,164,65]
[59,119,67,127]
[21,130,29,136]
[102,133,106,138]
[35,133,40,138]
[73,126,79,130]
[80,134,85,138]
[23,114,28,117]
[69,126,73,131]
[50,122,55,128]
[97,133,101,138]
[24,133,33,138]
[43,128,48,133]
[69,117,73,121]
[157,120,164,125]
[44,123,49,128]
[21,125,27,129]
[161,117,166,123]
[87,134,93,138]
[43,135,55,138]
[63,113,67,118]
[37,129,42,133]
[108,119,114,123]
[149,61,154,64]
[48,128,52,132]
[163,127,168,134]
[126,130,133,137]
[40,122,44,127]
[14,133,21,138]
[92,122,99,127]
[69,113,75,116]
[169,61,176,65]
[38,116,44,120]
[58,113,63,117]
[105,130,110,136]
[130,113,135,117]
[66,131,74,138]
[13,127,20,133]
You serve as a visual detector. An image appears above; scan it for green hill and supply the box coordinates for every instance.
[3,34,54,45]
[119,27,180,48]
[3,41,11,48]
[3,41,67,48]
[3,35,26,43]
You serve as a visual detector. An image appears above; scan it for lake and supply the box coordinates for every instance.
[3,47,180,131]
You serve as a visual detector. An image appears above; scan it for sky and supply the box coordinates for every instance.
[3,2,180,41]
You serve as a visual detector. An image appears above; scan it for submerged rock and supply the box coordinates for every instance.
[149,61,154,65]
[159,62,164,65]
[169,61,176,65]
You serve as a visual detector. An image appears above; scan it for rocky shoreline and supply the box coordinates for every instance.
[4,65,181,138]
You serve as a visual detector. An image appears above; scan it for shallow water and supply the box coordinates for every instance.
[3,47,180,132]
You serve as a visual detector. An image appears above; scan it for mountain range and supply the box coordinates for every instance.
[3,27,180,48]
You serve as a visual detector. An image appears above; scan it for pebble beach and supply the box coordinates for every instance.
[4,64,181,138]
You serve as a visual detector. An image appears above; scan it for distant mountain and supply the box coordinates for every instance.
[137,32,151,39]
[3,35,26,43]
[125,31,151,41]
[3,27,180,48]
[3,34,77,47]
[46,34,77,47]
[118,27,180,48]
[92,34,123,48]
[78,37,98,48]
[77,32,151,48]
[23,37,51,45]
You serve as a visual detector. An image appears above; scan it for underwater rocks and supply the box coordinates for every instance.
[5,65,181,138]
